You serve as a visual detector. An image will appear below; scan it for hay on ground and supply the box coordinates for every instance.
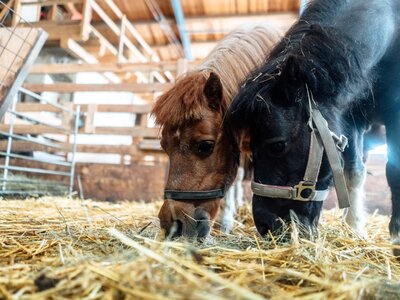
[0,197,399,299]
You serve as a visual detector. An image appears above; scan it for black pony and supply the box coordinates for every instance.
[227,0,400,253]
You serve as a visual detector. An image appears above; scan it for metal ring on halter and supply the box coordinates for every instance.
[164,188,225,201]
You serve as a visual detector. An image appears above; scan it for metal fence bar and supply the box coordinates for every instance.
[69,105,80,195]
[0,1,78,197]
[0,130,70,150]
[0,151,72,167]
[7,110,73,133]
[2,94,17,191]
[0,178,68,186]
[0,165,70,176]
[19,87,77,115]
[0,190,64,195]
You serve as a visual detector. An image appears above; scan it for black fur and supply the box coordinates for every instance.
[226,0,400,243]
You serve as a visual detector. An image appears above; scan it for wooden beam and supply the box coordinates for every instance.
[0,140,66,153]
[0,124,159,137]
[90,0,147,62]
[118,15,126,62]
[21,0,83,5]
[93,127,159,137]
[0,124,67,134]
[0,141,164,155]
[29,61,193,74]
[61,37,97,63]
[25,20,82,41]
[22,82,172,93]
[15,103,62,113]
[103,0,123,19]
[60,38,121,83]
[11,0,22,27]
[80,0,92,41]
[15,103,154,114]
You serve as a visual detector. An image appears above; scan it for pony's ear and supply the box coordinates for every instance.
[281,55,301,84]
[204,72,223,110]
[270,55,303,106]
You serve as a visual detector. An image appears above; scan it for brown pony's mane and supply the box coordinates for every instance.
[152,24,281,128]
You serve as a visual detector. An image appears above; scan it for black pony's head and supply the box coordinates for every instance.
[226,22,366,236]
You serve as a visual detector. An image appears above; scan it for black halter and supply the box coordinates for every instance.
[164,188,225,201]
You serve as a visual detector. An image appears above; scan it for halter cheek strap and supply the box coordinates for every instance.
[251,105,350,209]
[164,188,225,201]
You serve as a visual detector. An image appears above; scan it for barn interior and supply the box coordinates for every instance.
[0,0,398,299]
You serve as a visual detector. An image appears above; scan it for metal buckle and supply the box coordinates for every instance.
[331,132,348,152]
[293,181,316,201]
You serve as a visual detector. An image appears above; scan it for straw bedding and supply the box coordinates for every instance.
[1,197,399,299]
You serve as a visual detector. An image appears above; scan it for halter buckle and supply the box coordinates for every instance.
[293,181,316,201]
[331,132,348,152]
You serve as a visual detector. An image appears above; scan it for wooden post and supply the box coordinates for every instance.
[118,15,126,63]
[80,0,92,41]
[49,4,58,21]
[61,102,74,131]
[84,103,96,134]
[11,0,21,27]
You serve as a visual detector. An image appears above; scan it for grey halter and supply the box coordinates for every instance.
[251,88,350,209]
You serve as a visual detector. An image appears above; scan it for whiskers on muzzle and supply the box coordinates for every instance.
[165,207,211,241]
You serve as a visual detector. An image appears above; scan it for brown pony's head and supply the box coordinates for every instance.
[152,71,240,239]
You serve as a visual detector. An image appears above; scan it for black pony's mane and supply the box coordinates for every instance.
[229,0,371,127]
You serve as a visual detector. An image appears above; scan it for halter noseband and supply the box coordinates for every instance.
[164,188,225,201]
[251,91,350,209]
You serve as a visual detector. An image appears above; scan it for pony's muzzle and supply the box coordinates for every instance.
[158,201,211,239]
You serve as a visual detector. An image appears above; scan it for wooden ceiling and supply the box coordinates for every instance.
[93,0,300,61]
[11,0,300,82]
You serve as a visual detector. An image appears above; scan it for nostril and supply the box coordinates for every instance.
[194,207,211,238]
[168,219,183,238]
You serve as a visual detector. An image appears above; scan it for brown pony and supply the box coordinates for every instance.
[152,24,281,238]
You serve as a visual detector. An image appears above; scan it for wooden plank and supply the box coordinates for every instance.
[0,140,164,155]
[11,0,22,27]
[139,139,162,151]
[15,103,63,112]
[0,124,159,137]
[61,37,97,63]
[0,140,67,153]
[94,126,159,137]
[80,0,92,41]
[29,61,194,74]
[15,103,154,114]
[60,38,121,83]
[89,25,119,57]
[21,0,83,5]
[0,124,67,134]
[118,15,126,62]
[91,0,147,62]
[84,103,96,133]
[25,21,82,41]
[104,0,123,19]
[22,82,172,93]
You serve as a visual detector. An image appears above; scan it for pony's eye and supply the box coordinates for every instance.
[269,141,286,154]
[196,141,215,156]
